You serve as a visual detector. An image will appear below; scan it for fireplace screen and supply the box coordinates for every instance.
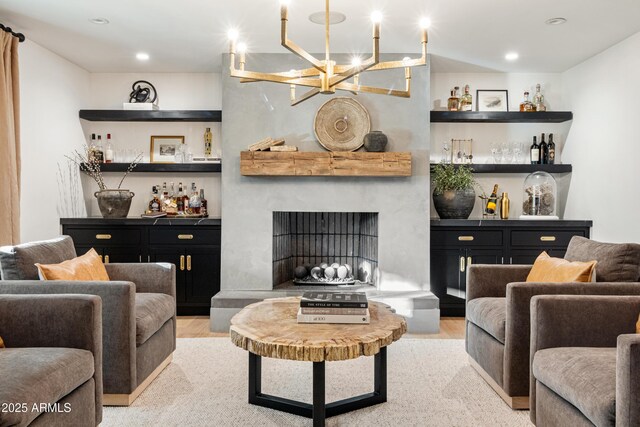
[273,212,378,287]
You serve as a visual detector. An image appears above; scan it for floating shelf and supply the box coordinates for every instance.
[79,110,222,122]
[81,163,221,173]
[429,163,572,173]
[430,111,573,123]
[241,151,411,177]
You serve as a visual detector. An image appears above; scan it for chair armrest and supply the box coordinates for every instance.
[105,263,176,298]
[0,294,103,417]
[617,334,640,427]
[0,281,137,394]
[465,264,531,301]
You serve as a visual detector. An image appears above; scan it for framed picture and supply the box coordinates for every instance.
[476,90,509,112]
[150,135,184,163]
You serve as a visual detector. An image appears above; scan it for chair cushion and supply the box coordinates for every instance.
[466,297,506,343]
[527,251,596,283]
[36,248,110,281]
[136,293,175,345]
[564,236,640,282]
[0,347,94,426]
[533,347,617,427]
[0,236,77,280]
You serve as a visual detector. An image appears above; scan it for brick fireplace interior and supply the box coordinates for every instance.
[272,212,379,288]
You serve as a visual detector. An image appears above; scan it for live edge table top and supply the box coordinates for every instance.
[229,297,407,362]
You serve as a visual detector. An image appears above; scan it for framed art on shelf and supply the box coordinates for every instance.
[476,90,509,112]
[150,135,184,163]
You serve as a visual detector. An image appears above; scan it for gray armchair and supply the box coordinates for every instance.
[0,236,177,406]
[530,295,640,426]
[0,294,102,426]
[465,237,640,409]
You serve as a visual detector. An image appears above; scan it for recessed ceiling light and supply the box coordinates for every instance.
[89,18,109,25]
[136,52,150,61]
[545,17,567,25]
[308,11,346,25]
[505,52,519,61]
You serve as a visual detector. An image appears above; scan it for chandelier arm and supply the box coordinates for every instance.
[281,5,325,73]
[335,82,411,98]
[291,88,321,106]
[239,67,322,83]
[231,70,322,88]
[328,57,377,87]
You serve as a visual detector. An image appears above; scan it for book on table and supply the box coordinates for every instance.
[297,308,370,324]
[298,291,370,324]
[300,291,368,308]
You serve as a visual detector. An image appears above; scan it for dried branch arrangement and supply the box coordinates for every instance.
[66,144,142,190]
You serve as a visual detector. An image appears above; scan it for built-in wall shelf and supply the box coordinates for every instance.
[81,162,221,173]
[241,151,411,177]
[79,110,222,122]
[429,163,572,174]
[430,111,573,123]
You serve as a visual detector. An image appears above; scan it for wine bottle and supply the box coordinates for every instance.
[530,136,540,165]
[548,134,556,165]
[105,133,114,163]
[95,135,105,163]
[539,133,548,164]
[204,127,213,157]
[486,184,499,214]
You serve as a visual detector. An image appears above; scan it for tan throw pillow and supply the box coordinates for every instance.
[35,248,110,281]
[636,315,640,334]
[527,251,597,283]
[0,336,4,348]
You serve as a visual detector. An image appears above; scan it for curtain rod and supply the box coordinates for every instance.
[0,23,25,43]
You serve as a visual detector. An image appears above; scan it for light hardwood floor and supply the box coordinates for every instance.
[177,316,465,339]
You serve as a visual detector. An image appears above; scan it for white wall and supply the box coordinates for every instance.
[19,40,90,242]
[562,31,640,242]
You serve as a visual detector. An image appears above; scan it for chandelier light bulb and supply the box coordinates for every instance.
[371,11,383,24]
[227,29,239,41]
[280,0,291,6]
[419,17,431,29]
[351,57,362,67]
[237,42,248,53]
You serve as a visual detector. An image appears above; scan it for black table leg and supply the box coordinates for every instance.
[248,352,261,404]
[374,347,387,401]
[313,361,326,427]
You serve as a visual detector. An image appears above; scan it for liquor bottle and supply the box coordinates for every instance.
[530,136,540,164]
[148,186,161,213]
[95,135,105,163]
[105,133,114,163]
[199,188,208,217]
[459,84,473,111]
[189,183,201,214]
[88,133,97,162]
[539,133,548,164]
[204,127,213,157]
[500,193,510,219]
[485,184,499,215]
[161,182,169,212]
[519,91,536,112]
[176,182,184,213]
[548,134,556,164]
[182,188,190,214]
[533,84,546,112]
[447,87,460,111]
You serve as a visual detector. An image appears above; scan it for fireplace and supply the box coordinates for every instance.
[273,212,378,288]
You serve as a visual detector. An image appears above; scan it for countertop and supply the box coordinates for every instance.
[60,217,221,226]
[430,218,592,227]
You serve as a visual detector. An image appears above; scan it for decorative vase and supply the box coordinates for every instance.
[432,188,476,219]
[363,131,388,152]
[94,189,135,218]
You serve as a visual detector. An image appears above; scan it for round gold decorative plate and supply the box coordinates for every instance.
[313,97,371,152]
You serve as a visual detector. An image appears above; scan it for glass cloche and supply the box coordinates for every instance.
[519,171,559,219]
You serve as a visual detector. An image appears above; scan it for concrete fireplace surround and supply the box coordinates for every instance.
[211,53,438,333]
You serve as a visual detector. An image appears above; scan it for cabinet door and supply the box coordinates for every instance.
[149,248,186,303]
[459,249,504,299]
[509,249,567,265]
[184,246,221,304]
[430,249,464,300]
[103,246,141,264]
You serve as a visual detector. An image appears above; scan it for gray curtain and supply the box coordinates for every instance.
[0,32,20,245]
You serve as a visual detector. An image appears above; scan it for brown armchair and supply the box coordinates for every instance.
[530,295,640,426]
[0,236,177,406]
[465,237,640,409]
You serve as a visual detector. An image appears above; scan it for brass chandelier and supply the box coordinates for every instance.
[228,0,430,106]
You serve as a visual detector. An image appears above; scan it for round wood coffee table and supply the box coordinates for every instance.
[230,296,407,427]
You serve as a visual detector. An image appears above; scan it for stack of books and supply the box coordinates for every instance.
[297,291,370,324]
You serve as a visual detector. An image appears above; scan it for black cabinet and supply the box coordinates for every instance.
[61,218,221,315]
[430,219,592,316]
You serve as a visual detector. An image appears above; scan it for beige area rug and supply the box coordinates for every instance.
[103,338,531,426]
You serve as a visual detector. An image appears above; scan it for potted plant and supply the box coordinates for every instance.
[432,164,476,219]
[67,146,142,218]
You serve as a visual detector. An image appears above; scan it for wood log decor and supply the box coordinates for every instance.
[230,297,407,362]
[240,151,412,177]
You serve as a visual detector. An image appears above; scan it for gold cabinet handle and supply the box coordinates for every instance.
[460,256,466,272]
[180,255,185,271]
[96,234,111,240]
[458,236,474,241]
[100,255,104,263]
[178,234,194,240]
[104,255,109,264]
[187,255,192,271]
[467,256,472,267]
[540,236,556,242]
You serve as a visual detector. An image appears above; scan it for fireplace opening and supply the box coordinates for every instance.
[273,212,379,288]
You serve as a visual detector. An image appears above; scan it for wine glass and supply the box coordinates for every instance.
[441,141,451,164]
[490,142,501,164]
[512,142,523,164]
